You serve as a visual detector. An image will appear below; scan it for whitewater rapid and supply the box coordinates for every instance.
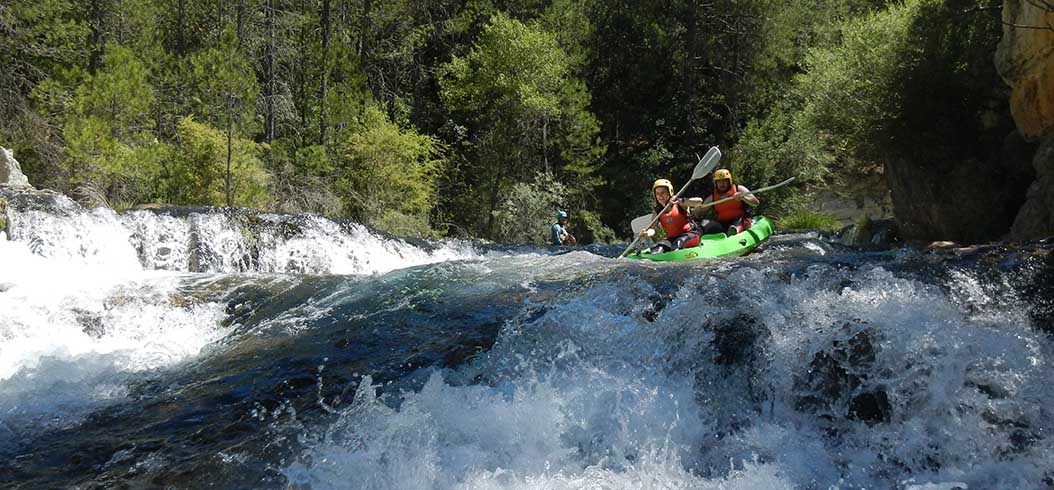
[2,191,1053,490]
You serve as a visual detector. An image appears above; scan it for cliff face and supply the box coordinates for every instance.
[997,1,1054,239]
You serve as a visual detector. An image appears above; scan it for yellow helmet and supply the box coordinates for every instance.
[713,168,734,188]
[652,179,674,195]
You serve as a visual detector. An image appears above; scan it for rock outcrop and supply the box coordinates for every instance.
[996,2,1054,239]
[1010,138,1054,238]
[0,147,31,189]
[1,147,33,236]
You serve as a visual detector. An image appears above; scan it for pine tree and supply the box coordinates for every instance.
[190,25,260,207]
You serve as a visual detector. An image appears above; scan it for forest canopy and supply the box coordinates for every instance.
[0,0,1009,242]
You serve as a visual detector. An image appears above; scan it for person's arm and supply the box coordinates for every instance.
[677,197,704,208]
[687,196,711,217]
[735,185,760,206]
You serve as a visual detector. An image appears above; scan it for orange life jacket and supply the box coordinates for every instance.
[657,203,693,237]
[713,186,745,223]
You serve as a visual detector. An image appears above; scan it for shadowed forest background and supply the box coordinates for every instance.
[0,0,1013,243]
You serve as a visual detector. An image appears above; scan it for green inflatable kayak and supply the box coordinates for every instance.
[626,216,775,262]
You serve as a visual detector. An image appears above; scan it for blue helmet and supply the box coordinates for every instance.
[557,210,568,219]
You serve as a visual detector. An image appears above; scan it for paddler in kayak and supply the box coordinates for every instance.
[639,179,705,254]
[697,168,760,236]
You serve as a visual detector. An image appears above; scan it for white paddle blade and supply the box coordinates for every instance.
[630,214,654,235]
[691,146,722,181]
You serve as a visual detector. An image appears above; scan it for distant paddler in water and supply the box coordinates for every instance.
[638,179,704,254]
[551,210,577,245]
[695,168,760,236]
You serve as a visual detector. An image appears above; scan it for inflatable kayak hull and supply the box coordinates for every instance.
[626,216,774,262]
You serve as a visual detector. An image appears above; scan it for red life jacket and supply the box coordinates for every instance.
[657,203,693,237]
[713,186,745,223]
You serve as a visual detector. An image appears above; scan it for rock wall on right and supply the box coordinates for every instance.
[996,1,1054,239]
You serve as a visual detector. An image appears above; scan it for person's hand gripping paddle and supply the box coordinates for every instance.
[619,146,722,258]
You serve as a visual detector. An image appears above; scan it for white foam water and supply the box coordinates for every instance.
[282,258,1054,489]
[0,197,482,439]
[0,233,228,431]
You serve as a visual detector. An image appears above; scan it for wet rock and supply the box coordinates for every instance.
[0,147,31,189]
[75,309,106,338]
[794,320,892,426]
[1019,250,1054,336]
[708,314,769,366]
[847,390,891,424]
[839,218,898,247]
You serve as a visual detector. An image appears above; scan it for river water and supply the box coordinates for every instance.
[1,191,1052,489]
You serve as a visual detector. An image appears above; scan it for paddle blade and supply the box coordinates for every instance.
[630,214,654,235]
[691,146,722,181]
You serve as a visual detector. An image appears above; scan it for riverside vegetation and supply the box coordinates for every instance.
[0,0,1014,243]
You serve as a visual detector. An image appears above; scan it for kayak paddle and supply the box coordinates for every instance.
[694,177,796,212]
[619,146,722,258]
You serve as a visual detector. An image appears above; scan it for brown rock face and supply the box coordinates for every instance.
[995,2,1054,140]
[885,137,1031,244]
[996,1,1054,240]
[1011,138,1054,238]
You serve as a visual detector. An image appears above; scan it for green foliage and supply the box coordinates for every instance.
[576,209,617,244]
[190,26,258,132]
[58,45,163,204]
[439,12,603,238]
[746,0,883,112]
[165,116,271,208]
[776,208,842,231]
[734,0,1008,208]
[735,1,920,191]
[0,0,1015,242]
[442,13,568,118]
[1,0,92,186]
[489,171,570,244]
[336,106,444,237]
[270,142,343,216]
[795,2,920,163]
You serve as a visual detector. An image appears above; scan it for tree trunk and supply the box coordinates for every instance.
[542,116,550,174]
[226,101,234,208]
[265,0,276,145]
[358,0,371,61]
[177,0,186,55]
[297,0,309,147]
[359,0,373,100]
[90,0,104,70]
[236,0,246,45]
[319,0,330,148]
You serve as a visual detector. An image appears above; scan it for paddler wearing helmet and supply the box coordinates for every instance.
[638,178,705,254]
[551,210,577,245]
[698,168,760,236]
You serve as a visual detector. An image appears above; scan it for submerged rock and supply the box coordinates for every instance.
[794,320,892,426]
